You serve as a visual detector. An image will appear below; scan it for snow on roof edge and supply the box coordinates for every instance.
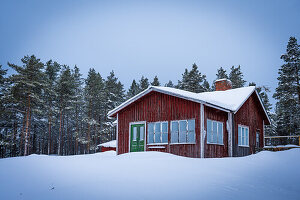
[108,86,270,124]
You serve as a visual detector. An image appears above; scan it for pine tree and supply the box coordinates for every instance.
[0,64,8,156]
[212,67,229,91]
[151,75,160,86]
[127,79,140,99]
[44,60,61,155]
[202,79,211,92]
[84,68,105,153]
[8,55,45,156]
[56,65,76,155]
[0,64,7,120]
[72,66,84,155]
[139,76,149,92]
[273,37,300,140]
[165,80,174,87]
[216,67,228,79]
[177,63,207,93]
[229,65,246,89]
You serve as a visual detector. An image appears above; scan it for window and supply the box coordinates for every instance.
[133,126,137,141]
[207,119,223,145]
[171,119,195,144]
[238,125,249,146]
[147,122,168,144]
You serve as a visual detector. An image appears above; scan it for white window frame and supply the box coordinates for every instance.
[206,119,224,145]
[238,125,249,147]
[170,119,196,145]
[147,121,168,145]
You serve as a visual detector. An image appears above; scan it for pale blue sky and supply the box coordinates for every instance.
[1,0,300,107]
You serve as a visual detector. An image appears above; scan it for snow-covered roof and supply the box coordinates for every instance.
[108,86,270,123]
[97,140,116,148]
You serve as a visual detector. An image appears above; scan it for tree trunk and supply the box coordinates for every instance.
[67,114,70,155]
[87,100,92,153]
[58,109,63,156]
[24,95,31,156]
[62,112,65,155]
[19,113,26,156]
[48,113,52,155]
[12,121,17,157]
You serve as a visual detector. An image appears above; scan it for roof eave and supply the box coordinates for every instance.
[108,86,232,117]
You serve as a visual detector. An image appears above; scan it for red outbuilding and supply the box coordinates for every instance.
[97,140,116,152]
[108,79,270,158]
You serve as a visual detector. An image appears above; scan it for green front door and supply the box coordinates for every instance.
[130,123,145,152]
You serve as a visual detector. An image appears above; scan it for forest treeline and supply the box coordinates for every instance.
[0,36,299,158]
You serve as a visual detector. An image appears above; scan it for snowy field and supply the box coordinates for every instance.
[0,149,299,200]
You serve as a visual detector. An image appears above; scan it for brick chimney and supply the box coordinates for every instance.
[214,79,232,91]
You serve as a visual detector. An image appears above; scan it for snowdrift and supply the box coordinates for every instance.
[0,149,299,200]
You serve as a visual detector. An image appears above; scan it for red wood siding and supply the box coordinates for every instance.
[204,105,229,158]
[117,91,201,158]
[101,147,116,152]
[234,93,265,156]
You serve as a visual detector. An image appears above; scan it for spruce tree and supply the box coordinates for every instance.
[139,76,149,92]
[212,67,229,91]
[273,36,300,140]
[165,80,174,87]
[151,75,160,86]
[177,63,207,93]
[249,82,275,137]
[103,71,125,142]
[216,67,228,79]
[229,65,246,89]
[127,79,140,99]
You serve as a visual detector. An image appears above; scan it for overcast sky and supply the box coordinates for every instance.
[1,0,300,107]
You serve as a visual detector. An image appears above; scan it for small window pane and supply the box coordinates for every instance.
[172,121,179,132]
[238,127,241,145]
[188,120,195,131]
[207,120,212,143]
[148,123,154,144]
[162,122,168,133]
[155,132,162,143]
[133,127,137,141]
[179,121,187,143]
[140,126,144,140]
[187,130,195,143]
[217,122,223,144]
[162,133,168,143]
[154,123,161,143]
[155,123,161,133]
[245,128,249,146]
[171,121,179,143]
[242,127,245,145]
[212,122,217,143]
[180,121,187,132]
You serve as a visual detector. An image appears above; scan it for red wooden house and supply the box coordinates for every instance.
[108,79,270,158]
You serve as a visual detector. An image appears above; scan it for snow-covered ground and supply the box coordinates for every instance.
[0,149,299,200]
